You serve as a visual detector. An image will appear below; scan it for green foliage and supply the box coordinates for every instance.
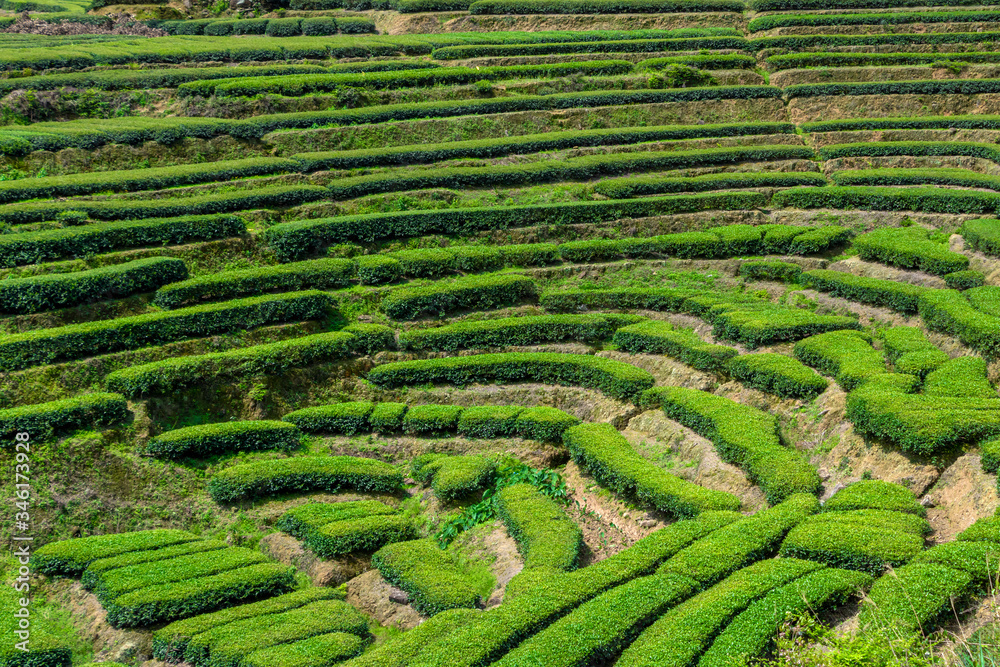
[358,256,403,286]
[0,290,333,372]
[470,0,742,13]
[945,270,986,290]
[725,353,829,399]
[207,456,403,503]
[823,480,926,516]
[924,357,996,399]
[958,515,1000,544]
[919,289,1000,356]
[612,320,738,373]
[749,9,1000,30]
[0,257,187,315]
[367,352,656,402]
[399,314,618,351]
[338,608,481,667]
[833,167,1000,191]
[802,269,928,313]
[564,422,741,517]
[982,438,1000,473]
[779,514,923,573]
[0,214,245,268]
[106,331,359,398]
[712,306,860,348]
[369,402,408,432]
[372,539,483,616]
[962,218,1000,256]
[33,529,198,578]
[911,540,1000,584]
[514,407,581,442]
[769,51,1000,69]
[739,260,803,283]
[244,632,365,667]
[382,274,536,320]
[794,330,885,391]
[853,225,970,277]
[403,405,466,436]
[643,387,820,504]
[282,402,376,435]
[0,393,128,441]
[773,185,1000,217]
[859,563,972,635]
[306,515,415,559]
[879,327,947,379]
[147,421,302,459]
[456,406,524,439]
[154,259,354,309]
[756,32,1000,50]
[82,541,230,591]
[496,483,581,571]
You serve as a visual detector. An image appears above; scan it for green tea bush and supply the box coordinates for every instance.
[712,306,861,347]
[768,51,1000,70]
[367,353,656,402]
[772,186,1000,217]
[725,353,829,399]
[420,455,496,502]
[643,387,821,503]
[982,438,1000,473]
[276,501,397,542]
[514,406,581,442]
[739,260,803,283]
[282,402,376,435]
[832,167,1000,191]
[369,403,409,433]
[793,330,885,391]
[755,32,1000,51]
[0,214,245,268]
[0,393,129,441]
[804,115,1000,134]
[337,608,480,667]
[958,515,1000,543]
[945,270,986,290]
[612,320,737,373]
[244,632,365,667]
[402,405,466,435]
[749,9,1000,30]
[399,314,616,351]
[82,541,229,592]
[382,274,536,320]
[779,515,923,573]
[33,529,198,577]
[962,218,1000,256]
[306,515,416,559]
[371,539,482,616]
[456,406,524,439]
[563,423,741,517]
[879,326,947,379]
[106,331,359,397]
[802,269,928,313]
[919,289,1000,355]
[924,357,996,399]
[153,259,354,309]
[469,0,742,13]
[207,456,403,503]
[911,540,1000,584]
[496,483,581,571]
[147,421,302,459]
[823,480,925,516]
[859,563,972,634]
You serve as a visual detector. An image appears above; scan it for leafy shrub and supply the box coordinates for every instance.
[369,403,408,433]
[382,273,536,320]
[106,331,358,397]
[153,259,354,309]
[306,515,415,559]
[879,326,947,379]
[282,402,375,435]
[244,633,365,667]
[207,456,403,503]
[514,406,581,442]
[945,270,985,290]
[749,9,1000,30]
[0,257,187,315]
[982,438,1000,473]
[924,357,996,399]
[367,353,656,402]
[859,563,972,635]
[0,393,129,441]
[962,218,1000,256]
[823,480,925,516]
[643,387,821,504]
[739,260,803,283]
[911,540,1000,584]
[773,186,1000,217]
[456,406,524,439]
[276,501,397,542]
[919,289,1000,356]
[612,320,737,373]
[335,608,480,667]
[496,483,581,571]
[853,227,971,276]
[470,0,742,12]
[779,514,923,573]
[419,455,496,502]
[564,422,741,517]
[402,405,466,435]
[802,269,927,313]
[793,330,885,391]
[358,256,403,286]
[725,353,828,399]
[399,314,617,351]
[82,540,230,591]
[335,17,376,32]
[371,539,482,616]
[33,529,198,577]
[712,306,861,347]
[958,515,1000,544]
[147,421,302,459]
[301,17,337,35]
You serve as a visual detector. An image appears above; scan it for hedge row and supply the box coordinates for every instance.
[182,598,369,667]
[207,455,404,503]
[496,483,581,571]
[81,540,230,592]
[749,9,1000,31]
[413,454,496,501]
[102,563,296,628]
[432,36,748,59]
[33,529,199,578]
[859,563,972,635]
[293,122,794,171]
[803,269,929,314]
[0,290,333,372]
[338,608,481,667]
[157,16,375,36]
[785,78,1000,98]
[403,406,463,435]
[962,218,1000,256]
[958,515,1000,544]
[492,572,696,667]
[793,330,885,391]
[323,146,814,202]
[739,260,802,283]
[0,393,129,441]
[398,314,628,351]
[0,87,784,156]
[711,305,861,347]
[303,515,414,559]
[643,387,820,504]
[0,214,245,269]
[0,257,188,316]
[593,171,827,199]
[93,546,270,604]
[367,353,656,402]
[105,331,360,398]
[406,511,741,667]
[277,501,397,543]
[846,373,1000,454]
[382,273,537,320]
[617,558,826,667]
[802,115,1000,134]
[147,421,303,459]
[879,326,947,379]
[152,588,344,662]
[698,567,872,667]
[833,168,1000,193]
[0,184,330,226]
[911,540,1000,585]
[563,422,742,517]
[919,289,1000,356]
[282,401,580,442]
[819,141,1000,165]
[0,157,295,205]
[725,353,829,400]
[769,51,1000,71]
[153,259,354,309]
[244,633,365,667]
[186,61,634,98]
[924,356,996,399]
[612,320,737,373]
[779,513,923,573]
[266,192,767,261]
[469,0,743,13]
[772,186,1000,216]
[372,539,482,616]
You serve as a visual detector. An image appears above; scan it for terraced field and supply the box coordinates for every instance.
[10,0,1000,664]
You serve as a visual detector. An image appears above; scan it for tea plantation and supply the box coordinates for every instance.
[7,0,1000,663]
